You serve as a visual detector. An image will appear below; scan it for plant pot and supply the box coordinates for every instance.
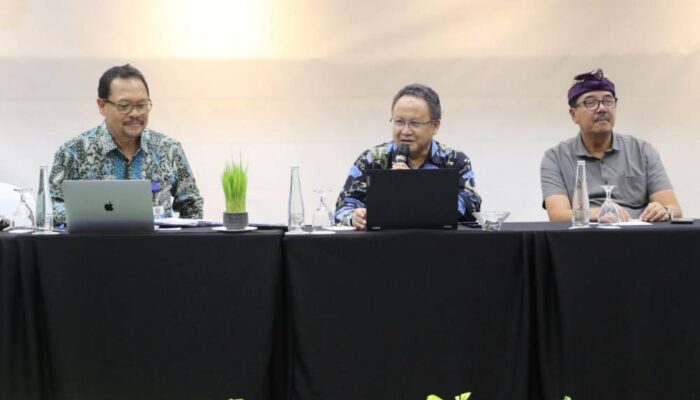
[223,211,248,230]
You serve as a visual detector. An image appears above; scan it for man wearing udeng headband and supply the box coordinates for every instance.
[540,68,681,222]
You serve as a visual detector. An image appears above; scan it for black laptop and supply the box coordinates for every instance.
[365,169,459,230]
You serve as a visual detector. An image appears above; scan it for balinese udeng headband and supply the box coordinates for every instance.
[567,68,616,106]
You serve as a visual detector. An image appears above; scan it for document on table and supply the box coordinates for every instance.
[155,218,222,227]
[617,219,652,226]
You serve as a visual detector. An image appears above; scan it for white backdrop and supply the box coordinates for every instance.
[1,0,699,222]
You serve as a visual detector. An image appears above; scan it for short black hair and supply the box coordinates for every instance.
[98,64,150,100]
[391,83,441,121]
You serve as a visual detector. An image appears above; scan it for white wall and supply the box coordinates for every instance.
[1,0,699,222]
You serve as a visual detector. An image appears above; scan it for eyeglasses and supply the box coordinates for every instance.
[390,118,434,129]
[575,96,617,111]
[102,99,153,114]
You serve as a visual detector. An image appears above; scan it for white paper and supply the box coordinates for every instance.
[155,218,222,227]
[616,219,653,226]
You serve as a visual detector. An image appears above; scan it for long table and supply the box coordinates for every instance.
[285,222,700,400]
[533,223,700,399]
[1,228,284,400]
[3,222,700,400]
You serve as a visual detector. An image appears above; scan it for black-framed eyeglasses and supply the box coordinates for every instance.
[575,96,617,111]
[390,118,434,129]
[102,99,153,114]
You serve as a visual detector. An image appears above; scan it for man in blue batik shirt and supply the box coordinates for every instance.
[49,64,203,225]
[334,83,482,230]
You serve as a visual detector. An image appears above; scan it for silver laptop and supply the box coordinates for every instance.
[63,180,154,233]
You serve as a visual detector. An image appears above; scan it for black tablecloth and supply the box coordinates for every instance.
[286,222,700,400]
[1,229,284,400]
[285,229,535,400]
[1,232,50,400]
[4,221,700,400]
[535,225,700,399]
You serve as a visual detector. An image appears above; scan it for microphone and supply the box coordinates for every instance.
[394,143,409,165]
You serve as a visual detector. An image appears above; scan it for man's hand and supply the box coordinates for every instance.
[352,208,367,230]
[640,201,670,222]
[391,162,409,170]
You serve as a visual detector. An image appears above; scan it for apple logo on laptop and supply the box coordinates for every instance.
[104,202,114,212]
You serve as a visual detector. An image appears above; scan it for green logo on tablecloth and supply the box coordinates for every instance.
[426,392,471,400]
[426,392,571,400]
[426,392,572,399]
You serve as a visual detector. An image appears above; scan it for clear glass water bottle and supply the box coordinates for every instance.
[35,164,53,231]
[571,160,590,228]
[288,166,305,232]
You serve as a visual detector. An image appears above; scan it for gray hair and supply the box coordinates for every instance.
[391,83,442,121]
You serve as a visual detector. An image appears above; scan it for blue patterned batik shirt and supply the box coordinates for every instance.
[49,122,204,224]
[334,140,482,225]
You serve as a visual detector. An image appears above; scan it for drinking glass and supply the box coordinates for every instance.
[598,185,621,229]
[473,211,510,231]
[311,189,334,231]
[12,188,35,230]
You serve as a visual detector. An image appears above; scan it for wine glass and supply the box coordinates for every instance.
[473,211,510,231]
[11,188,35,231]
[311,189,334,232]
[598,185,621,229]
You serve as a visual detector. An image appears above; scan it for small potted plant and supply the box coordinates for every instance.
[222,159,248,230]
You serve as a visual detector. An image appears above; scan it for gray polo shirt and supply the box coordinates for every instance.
[540,132,672,218]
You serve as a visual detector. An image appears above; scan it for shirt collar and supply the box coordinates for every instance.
[140,129,150,153]
[389,140,439,167]
[610,132,621,151]
[97,121,149,155]
[427,139,440,164]
[575,132,619,157]
[96,122,119,155]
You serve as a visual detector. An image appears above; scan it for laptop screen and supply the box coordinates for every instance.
[365,169,458,230]
[63,180,154,233]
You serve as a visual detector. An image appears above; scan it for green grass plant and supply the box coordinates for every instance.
[222,159,247,213]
